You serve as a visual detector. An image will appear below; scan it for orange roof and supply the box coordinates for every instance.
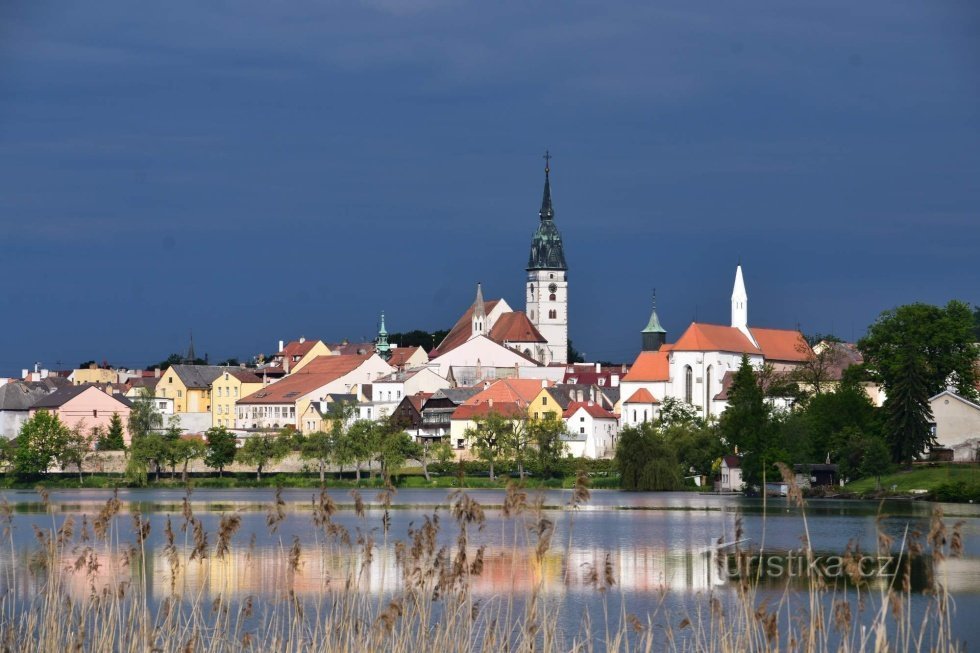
[406,392,432,412]
[297,354,371,376]
[622,351,670,382]
[489,312,547,344]
[672,323,761,355]
[465,378,548,406]
[563,401,617,419]
[430,299,502,357]
[388,346,424,368]
[451,401,525,420]
[749,327,812,362]
[624,388,660,404]
[239,373,339,405]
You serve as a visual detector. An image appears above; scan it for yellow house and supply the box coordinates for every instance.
[156,365,227,414]
[70,364,117,385]
[211,369,264,428]
[271,339,333,374]
[527,387,566,421]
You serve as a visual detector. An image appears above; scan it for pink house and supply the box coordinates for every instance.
[30,385,133,446]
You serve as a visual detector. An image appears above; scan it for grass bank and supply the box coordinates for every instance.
[845,463,980,502]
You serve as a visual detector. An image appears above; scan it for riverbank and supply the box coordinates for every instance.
[843,463,980,502]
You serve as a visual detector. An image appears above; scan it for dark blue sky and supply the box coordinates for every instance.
[1,0,978,372]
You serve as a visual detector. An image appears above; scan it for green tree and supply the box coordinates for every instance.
[127,433,167,486]
[503,416,532,479]
[615,422,681,491]
[527,413,568,477]
[14,411,69,477]
[203,426,238,477]
[171,437,206,483]
[343,420,378,481]
[464,412,514,481]
[56,426,92,481]
[667,423,725,480]
[718,355,782,487]
[835,427,893,489]
[371,421,417,480]
[973,305,980,341]
[128,388,162,440]
[98,413,126,450]
[883,352,935,466]
[160,416,184,478]
[859,300,979,400]
[300,430,335,484]
[659,396,704,429]
[802,375,882,463]
[236,431,290,481]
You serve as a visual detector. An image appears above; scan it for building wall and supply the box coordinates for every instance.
[31,388,132,446]
[0,411,29,439]
[211,373,263,429]
[667,350,762,419]
[526,269,567,365]
[930,393,980,449]
[564,411,618,459]
[526,389,563,421]
[430,336,540,378]
[291,341,332,372]
[70,368,117,385]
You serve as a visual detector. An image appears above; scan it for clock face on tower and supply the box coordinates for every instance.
[548,283,558,294]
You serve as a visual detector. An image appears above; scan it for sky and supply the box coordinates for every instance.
[0,0,978,373]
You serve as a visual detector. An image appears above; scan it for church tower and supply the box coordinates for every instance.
[641,290,667,351]
[526,152,568,364]
[731,264,757,346]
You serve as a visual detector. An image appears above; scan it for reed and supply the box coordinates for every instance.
[0,485,966,652]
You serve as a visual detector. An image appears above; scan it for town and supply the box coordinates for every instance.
[3,161,977,496]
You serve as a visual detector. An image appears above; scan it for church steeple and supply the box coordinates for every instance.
[527,152,567,271]
[184,331,197,364]
[376,311,391,360]
[471,282,486,338]
[641,290,667,351]
[539,150,554,221]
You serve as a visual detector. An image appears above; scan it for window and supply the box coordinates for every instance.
[580,416,585,422]
[177,390,183,398]
[705,366,712,412]
[542,397,548,406]
[217,387,222,398]
[580,427,585,434]
[92,409,98,418]
[684,366,693,404]
[632,410,636,422]
[549,295,556,302]
[234,387,238,397]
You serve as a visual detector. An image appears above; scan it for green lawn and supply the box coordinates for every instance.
[845,464,979,494]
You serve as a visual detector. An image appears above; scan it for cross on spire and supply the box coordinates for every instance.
[543,149,552,173]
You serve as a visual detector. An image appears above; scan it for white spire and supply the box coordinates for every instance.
[471,282,486,338]
[731,264,748,330]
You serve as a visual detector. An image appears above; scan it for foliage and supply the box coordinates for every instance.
[342,420,379,481]
[128,388,162,441]
[170,437,206,483]
[387,329,450,352]
[883,352,935,466]
[236,431,290,480]
[13,411,69,477]
[98,413,126,451]
[371,421,418,480]
[526,413,568,477]
[464,412,515,481]
[615,422,681,491]
[666,422,725,478]
[300,431,334,483]
[55,427,92,480]
[658,397,704,429]
[859,300,978,401]
[126,433,167,486]
[834,427,893,485]
[203,426,238,476]
[718,355,782,486]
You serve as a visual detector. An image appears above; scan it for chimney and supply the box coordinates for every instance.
[595,362,601,373]
[611,375,620,388]
[488,398,494,408]
[278,340,284,353]
[299,336,306,344]
[21,369,27,380]
[89,362,97,370]
[154,367,161,378]
[284,356,291,374]
[541,379,547,388]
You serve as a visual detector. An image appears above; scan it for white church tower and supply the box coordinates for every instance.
[731,264,758,346]
[526,152,568,364]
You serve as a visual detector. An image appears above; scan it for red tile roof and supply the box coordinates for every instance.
[749,327,812,362]
[488,311,547,344]
[239,355,371,405]
[672,323,762,355]
[464,378,548,406]
[297,354,371,376]
[451,401,525,421]
[406,392,432,412]
[563,401,617,419]
[430,299,503,357]
[227,370,262,383]
[622,351,670,382]
[624,388,660,404]
[278,339,320,360]
[388,346,425,368]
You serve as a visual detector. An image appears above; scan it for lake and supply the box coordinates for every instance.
[1,487,978,647]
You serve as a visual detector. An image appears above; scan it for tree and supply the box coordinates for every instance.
[171,437,206,483]
[835,427,893,488]
[527,413,567,477]
[658,397,703,429]
[128,388,162,441]
[883,352,934,466]
[718,355,782,487]
[236,431,290,481]
[56,426,92,481]
[413,439,452,482]
[371,421,417,480]
[792,340,850,395]
[301,431,335,484]
[464,412,514,481]
[343,420,378,481]
[203,426,238,477]
[387,329,450,352]
[859,301,979,401]
[615,422,681,491]
[14,411,69,477]
[98,413,126,450]
[503,416,533,479]
[667,423,725,480]
[803,375,882,463]
[127,432,167,485]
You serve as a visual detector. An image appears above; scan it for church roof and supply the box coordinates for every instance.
[641,292,666,334]
[624,388,660,404]
[387,346,425,368]
[489,311,547,344]
[430,299,503,357]
[750,327,811,362]
[672,323,762,356]
[527,163,567,271]
[622,351,670,382]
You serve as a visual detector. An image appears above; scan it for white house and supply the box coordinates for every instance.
[359,367,449,422]
[562,401,619,459]
[621,388,660,427]
[929,390,980,461]
[718,455,744,492]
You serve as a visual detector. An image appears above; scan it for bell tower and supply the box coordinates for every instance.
[526,151,568,364]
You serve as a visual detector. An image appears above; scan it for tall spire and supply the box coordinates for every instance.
[471,282,486,338]
[641,289,667,351]
[185,330,197,364]
[376,311,391,360]
[731,265,747,330]
[539,150,554,221]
